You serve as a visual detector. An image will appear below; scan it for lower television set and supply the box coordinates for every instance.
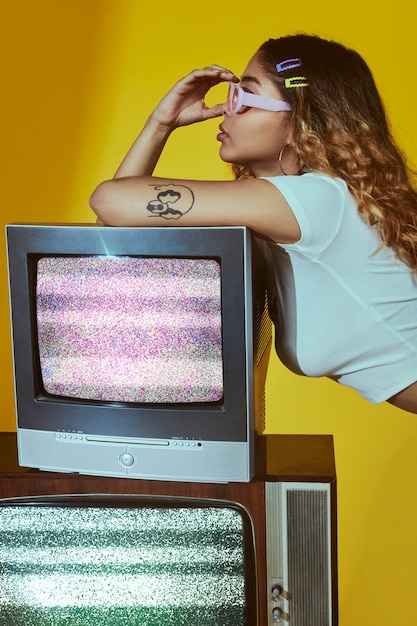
[0,433,338,626]
[6,224,272,483]
[0,494,257,625]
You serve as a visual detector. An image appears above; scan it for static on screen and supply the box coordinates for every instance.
[36,256,224,404]
[0,503,248,625]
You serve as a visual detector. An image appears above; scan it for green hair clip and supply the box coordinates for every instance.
[285,76,309,88]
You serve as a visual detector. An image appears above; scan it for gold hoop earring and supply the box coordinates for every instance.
[278,144,291,176]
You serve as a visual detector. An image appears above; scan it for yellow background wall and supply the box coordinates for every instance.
[1,1,417,624]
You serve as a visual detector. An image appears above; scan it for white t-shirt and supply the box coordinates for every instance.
[260,172,417,403]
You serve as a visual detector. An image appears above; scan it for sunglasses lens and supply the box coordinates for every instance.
[229,84,240,112]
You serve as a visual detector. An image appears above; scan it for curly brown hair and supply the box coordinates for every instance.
[234,34,417,270]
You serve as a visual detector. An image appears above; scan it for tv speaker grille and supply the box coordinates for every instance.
[253,291,272,434]
[255,292,272,366]
[287,488,330,626]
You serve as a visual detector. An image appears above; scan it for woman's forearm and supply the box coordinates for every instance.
[91,65,237,222]
[114,116,173,179]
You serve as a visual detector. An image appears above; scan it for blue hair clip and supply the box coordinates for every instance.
[276,58,302,73]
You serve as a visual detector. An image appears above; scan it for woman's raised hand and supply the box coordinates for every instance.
[149,65,238,130]
[104,65,239,180]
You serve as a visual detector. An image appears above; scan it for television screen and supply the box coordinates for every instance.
[0,495,257,626]
[6,224,272,482]
[36,255,223,404]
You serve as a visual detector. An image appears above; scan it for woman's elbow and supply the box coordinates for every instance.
[89,181,114,224]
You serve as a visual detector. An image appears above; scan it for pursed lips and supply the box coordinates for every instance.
[217,124,229,142]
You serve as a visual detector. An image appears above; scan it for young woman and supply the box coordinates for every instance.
[90,34,417,414]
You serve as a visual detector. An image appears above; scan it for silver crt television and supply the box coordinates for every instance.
[6,224,272,482]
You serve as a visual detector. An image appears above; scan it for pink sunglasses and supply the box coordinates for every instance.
[228,82,292,114]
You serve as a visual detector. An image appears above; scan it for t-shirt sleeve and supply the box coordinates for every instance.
[260,173,348,257]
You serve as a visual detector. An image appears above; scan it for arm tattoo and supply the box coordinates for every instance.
[146,184,194,220]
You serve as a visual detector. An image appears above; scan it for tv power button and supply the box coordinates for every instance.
[119,452,135,467]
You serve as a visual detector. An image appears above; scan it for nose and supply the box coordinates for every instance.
[222,98,231,117]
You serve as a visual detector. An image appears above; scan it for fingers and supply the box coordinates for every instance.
[204,63,239,83]
[205,64,239,81]
[202,102,228,120]
[182,65,238,84]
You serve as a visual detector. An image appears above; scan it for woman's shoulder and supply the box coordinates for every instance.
[260,172,351,251]
[261,171,349,196]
